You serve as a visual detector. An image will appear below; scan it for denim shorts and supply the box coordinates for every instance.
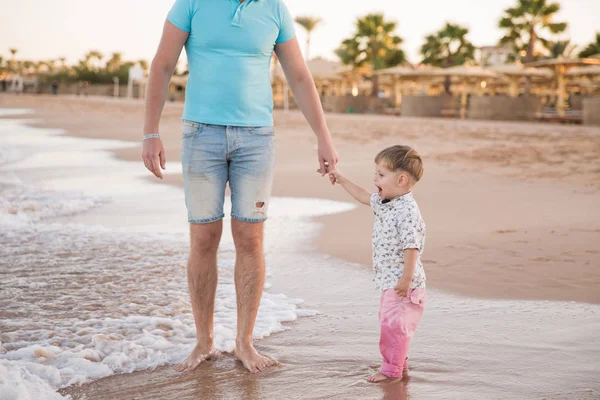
[181,120,275,224]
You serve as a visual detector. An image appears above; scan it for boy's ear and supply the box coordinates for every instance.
[401,172,412,186]
[397,172,407,186]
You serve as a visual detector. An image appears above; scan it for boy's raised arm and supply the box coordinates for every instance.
[329,169,371,206]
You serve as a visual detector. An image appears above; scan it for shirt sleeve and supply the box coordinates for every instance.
[167,0,194,33]
[398,210,425,250]
[276,0,296,44]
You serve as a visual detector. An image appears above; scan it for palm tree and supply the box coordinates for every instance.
[83,50,104,70]
[22,60,35,74]
[498,0,567,63]
[138,59,149,72]
[295,16,322,61]
[35,61,48,73]
[335,13,405,97]
[420,23,475,94]
[59,57,67,70]
[37,59,57,74]
[579,33,600,58]
[122,61,135,71]
[8,48,18,73]
[544,39,577,59]
[106,52,123,72]
[420,23,475,67]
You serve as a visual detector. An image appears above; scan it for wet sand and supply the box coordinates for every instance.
[1,94,599,399]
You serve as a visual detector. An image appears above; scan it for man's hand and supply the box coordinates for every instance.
[316,138,339,185]
[394,277,411,298]
[142,138,166,179]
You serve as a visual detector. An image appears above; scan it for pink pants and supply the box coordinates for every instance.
[378,288,427,379]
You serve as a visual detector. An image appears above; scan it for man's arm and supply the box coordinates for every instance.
[142,20,188,179]
[275,38,338,181]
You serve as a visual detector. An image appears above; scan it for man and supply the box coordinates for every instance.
[142,0,338,373]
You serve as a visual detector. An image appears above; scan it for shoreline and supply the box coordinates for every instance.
[2,94,598,304]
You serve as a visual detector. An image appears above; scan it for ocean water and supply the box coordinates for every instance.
[0,111,355,399]
[1,109,599,400]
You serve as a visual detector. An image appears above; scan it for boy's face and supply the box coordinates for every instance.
[374,162,407,200]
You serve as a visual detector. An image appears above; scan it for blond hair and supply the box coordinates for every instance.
[374,145,423,182]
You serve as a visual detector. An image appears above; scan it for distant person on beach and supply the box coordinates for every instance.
[328,145,427,383]
[142,0,338,373]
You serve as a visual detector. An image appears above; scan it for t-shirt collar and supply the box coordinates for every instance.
[381,191,413,206]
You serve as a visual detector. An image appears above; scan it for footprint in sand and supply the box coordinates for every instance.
[494,229,517,234]
[530,257,552,262]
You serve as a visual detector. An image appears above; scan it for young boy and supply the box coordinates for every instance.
[328,145,427,383]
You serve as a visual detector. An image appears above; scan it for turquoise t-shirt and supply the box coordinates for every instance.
[167,0,295,127]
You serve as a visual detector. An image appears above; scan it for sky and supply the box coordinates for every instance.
[1,0,598,67]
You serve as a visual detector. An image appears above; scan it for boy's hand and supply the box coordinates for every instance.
[328,168,344,185]
[318,166,340,185]
[323,167,370,205]
[394,277,411,298]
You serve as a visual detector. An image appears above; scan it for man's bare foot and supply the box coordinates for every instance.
[367,372,395,383]
[234,344,278,373]
[173,343,219,372]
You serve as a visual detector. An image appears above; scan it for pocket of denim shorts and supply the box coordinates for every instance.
[182,120,205,137]
[249,126,275,136]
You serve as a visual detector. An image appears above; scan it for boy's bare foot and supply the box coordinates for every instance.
[367,372,394,383]
[173,343,219,372]
[234,344,278,373]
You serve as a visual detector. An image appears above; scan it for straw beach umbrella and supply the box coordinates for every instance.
[435,65,498,119]
[271,58,354,108]
[489,63,552,97]
[374,66,440,106]
[568,65,600,76]
[526,57,600,115]
[567,65,600,95]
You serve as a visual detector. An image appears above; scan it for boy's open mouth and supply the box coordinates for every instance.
[376,185,382,196]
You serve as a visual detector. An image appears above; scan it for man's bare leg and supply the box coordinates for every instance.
[174,220,222,372]
[231,219,277,373]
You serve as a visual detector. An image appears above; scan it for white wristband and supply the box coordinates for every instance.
[143,134,160,141]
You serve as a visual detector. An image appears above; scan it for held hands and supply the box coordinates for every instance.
[328,168,344,185]
[316,138,339,185]
[142,137,166,179]
[394,277,411,298]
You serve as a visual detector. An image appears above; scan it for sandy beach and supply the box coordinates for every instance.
[1,94,599,399]
[3,94,599,302]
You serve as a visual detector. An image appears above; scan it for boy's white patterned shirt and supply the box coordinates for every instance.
[370,192,426,290]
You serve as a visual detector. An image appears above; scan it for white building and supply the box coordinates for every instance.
[479,45,513,66]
